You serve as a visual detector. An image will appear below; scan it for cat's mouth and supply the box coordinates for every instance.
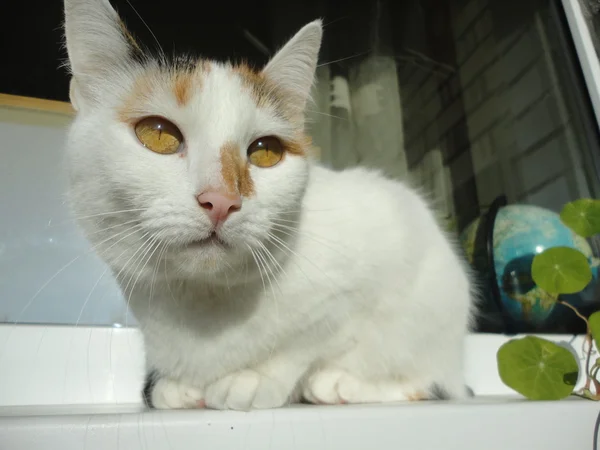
[187,232,229,248]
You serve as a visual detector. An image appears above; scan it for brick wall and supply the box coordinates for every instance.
[402,0,594,228]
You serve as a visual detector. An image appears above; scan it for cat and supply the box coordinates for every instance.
[63,0,475,411]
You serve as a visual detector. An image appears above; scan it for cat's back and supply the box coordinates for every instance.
[293,163,469,315]
[302,164,444,248]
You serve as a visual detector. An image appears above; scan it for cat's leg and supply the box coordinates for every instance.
[302,338,468,405]
[204,354,308,411]
[303,368,442,404]
[148,376,206,410]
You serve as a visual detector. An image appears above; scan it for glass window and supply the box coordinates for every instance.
[309,0,600,334]
[1,0,599,334]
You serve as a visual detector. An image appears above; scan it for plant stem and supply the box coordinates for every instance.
[584,335,594,381]
[573,389,600,401]
[559,300,594,385]
[558,300,590,329]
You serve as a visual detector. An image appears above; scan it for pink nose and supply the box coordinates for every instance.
[197,191,242,226]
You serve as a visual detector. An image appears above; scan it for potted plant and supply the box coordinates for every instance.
[497,199,600,400]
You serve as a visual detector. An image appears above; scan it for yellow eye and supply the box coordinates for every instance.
[247,136,284,168]
[134,116,183,154]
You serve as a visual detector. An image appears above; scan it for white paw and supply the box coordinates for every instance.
[303,369,360,404]
[151,378,205,410]
[204,369,290,411]
[303,369,420,405]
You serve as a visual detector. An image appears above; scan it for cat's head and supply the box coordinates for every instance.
[63,0,322,279]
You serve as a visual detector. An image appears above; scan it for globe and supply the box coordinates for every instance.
[460,204,600,331]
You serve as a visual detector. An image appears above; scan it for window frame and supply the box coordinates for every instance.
[2,0,600,406]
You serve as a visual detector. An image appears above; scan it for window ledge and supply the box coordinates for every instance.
[0,326,596,448]
[0,397,597,450]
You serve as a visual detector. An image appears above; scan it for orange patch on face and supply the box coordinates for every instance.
[284,133,311,157]
[232,62,271,107]
[118,60,211,122]
[220,142,255,197]
[233,62,261,84]
[172,60,212,106]
[200,60,212,75]
[173,71,193,106]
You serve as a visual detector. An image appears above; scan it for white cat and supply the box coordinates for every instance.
[63,0,475,410]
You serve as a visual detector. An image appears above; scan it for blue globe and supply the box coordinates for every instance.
[460,204,599,329]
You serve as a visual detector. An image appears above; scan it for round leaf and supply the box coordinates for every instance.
[589,312,600,351]
[560,199,600,238]
[497,336,578,400]
[531,247,592,294]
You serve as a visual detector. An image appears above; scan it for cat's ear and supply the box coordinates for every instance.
[263,20,323,113]
[64,0,140,107]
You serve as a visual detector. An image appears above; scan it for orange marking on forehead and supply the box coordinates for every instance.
[118,59,211,122]
[171,59,212,106]
[220,142,255,197]
[172,71,193,106]
[234,63,263,85]
[200,59,212,74]
[232,62,270,107]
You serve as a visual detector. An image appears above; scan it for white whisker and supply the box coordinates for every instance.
[270,222,354,262]
[317,51,371,67]
[256,241,285,355]
[124,235,163,324]
[149,238,171,309]
[124,231,169,329]
[255,243,279,299]
[85,218,141,236]
[306,109,349,121]
[257,240,287,281]
[115,233,155,328]
[247,245,267,298]
[163,239,180,308]
[53,208,146,224]
[4,223,143,334]
[125,0,164,56]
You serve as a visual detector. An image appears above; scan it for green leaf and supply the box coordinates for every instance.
[589,312,600,351]
[560,199,600,238]
[497,336,579,400]
[531,247,592,294]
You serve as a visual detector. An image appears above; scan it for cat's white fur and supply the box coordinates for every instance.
[64,0,474,410]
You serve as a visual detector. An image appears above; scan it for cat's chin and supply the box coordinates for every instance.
[187,233,229,249]
[172,234,242,277]
[180,236,230,262]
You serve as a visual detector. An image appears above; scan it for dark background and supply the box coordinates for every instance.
[0,0,392,102]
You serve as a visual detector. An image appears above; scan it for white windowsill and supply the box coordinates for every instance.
[0,326,598,449]
[0,326,591,405]
[0,397,598,450]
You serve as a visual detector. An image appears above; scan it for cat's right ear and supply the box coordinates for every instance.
[64,0,140,109]
[263,20,323,116]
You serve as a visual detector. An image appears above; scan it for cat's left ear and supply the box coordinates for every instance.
[64,0,141,109]
[263,20,323,114]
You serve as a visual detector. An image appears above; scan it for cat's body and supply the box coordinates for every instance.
[64,0,474,410]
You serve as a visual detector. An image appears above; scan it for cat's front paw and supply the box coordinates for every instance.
[204,369,290,411]
[303,368,424,405]
[303,369,359,404]
[151,378,205,410]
